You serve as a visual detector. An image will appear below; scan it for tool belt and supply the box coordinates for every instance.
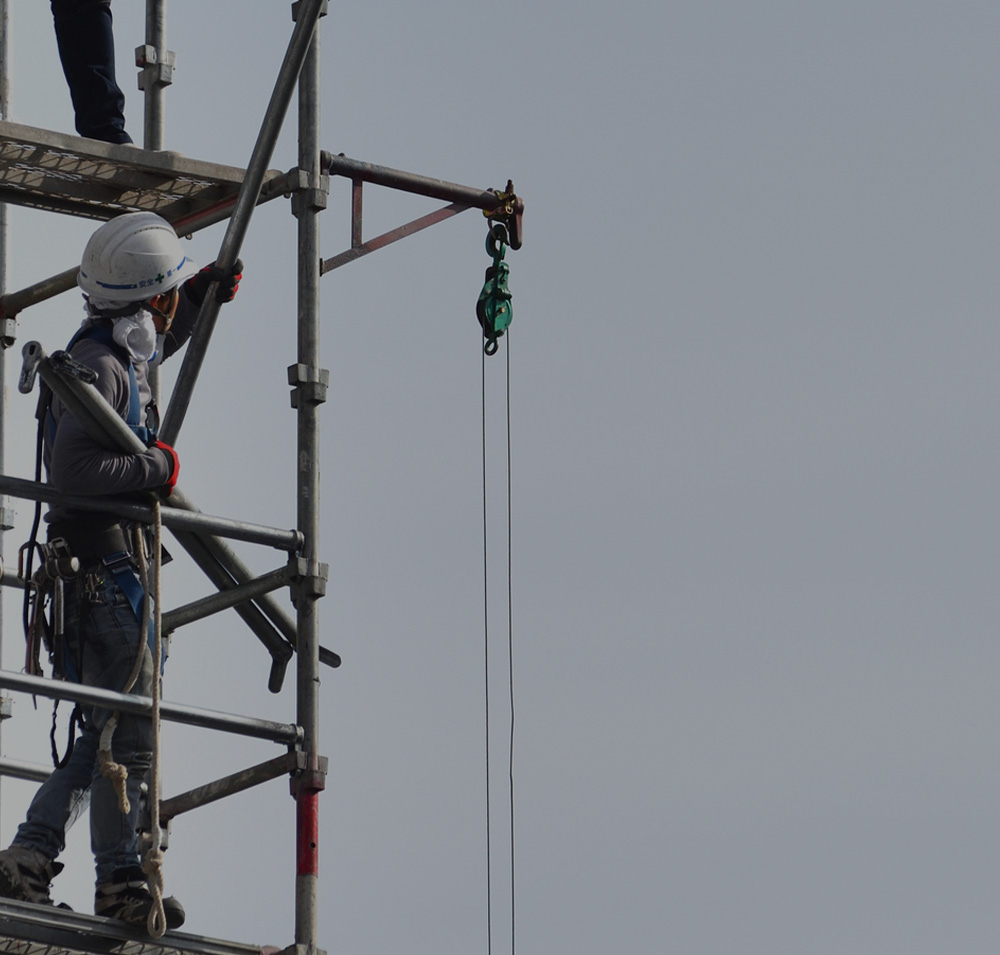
[46,519,131,563]
[46,519,146,626]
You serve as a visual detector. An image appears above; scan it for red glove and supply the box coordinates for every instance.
[185,258,244,305]
[155,440,180,495]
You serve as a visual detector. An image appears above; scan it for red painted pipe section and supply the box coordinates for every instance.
[296,787,320,877]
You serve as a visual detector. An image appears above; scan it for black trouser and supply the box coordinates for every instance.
[51,0,132,144]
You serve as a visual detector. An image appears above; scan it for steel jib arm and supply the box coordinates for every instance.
[321,152,524,248]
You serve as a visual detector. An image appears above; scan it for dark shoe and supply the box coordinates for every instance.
[95,866,185,931]
[0,845,65,906]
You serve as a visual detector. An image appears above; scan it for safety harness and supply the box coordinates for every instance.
[23,322,161,765]
[56,322,161,445]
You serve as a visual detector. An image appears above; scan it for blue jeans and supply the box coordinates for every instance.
[51,0,132,144]
[13,562,153,886]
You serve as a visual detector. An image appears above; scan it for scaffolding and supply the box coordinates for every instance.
[0,3,523,953]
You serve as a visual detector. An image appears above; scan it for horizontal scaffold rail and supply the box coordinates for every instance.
[0,669,303,744]
[0,473,303,551]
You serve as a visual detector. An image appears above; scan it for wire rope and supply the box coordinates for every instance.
[482,342,493,955]
[482,332,517,955]
[506,336,516,955]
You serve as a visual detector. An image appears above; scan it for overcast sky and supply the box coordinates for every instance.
[2,2,1000,953]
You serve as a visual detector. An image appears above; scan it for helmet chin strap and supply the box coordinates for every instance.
[146,289,178,334]
[147,302,171,328]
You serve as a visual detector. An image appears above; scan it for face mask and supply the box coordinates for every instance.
[150,333,166,367]
[112,310,158,363]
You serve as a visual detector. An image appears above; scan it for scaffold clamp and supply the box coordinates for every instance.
[0,316,16,349]
[291,0,330,20]
[289,752,329,796]
[289,557,329,598]
[290,168,330,216]
[135,45,176,89]
[288,363,330,407]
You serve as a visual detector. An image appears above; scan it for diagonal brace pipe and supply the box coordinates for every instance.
[162,562,293,633]
[159,753,294,822]
[159,0,327,446]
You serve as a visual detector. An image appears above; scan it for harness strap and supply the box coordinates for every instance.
[101,551,159,660]
[53,324,157,446]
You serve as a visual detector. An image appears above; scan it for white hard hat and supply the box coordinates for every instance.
[78,212,198,303]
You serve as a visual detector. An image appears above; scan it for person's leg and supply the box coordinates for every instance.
[75,567,152,883]
[11,721,96,860]
[50,0,132,144]
[0,571,103,906]
[0,723,94,905]
[80,562,184,929]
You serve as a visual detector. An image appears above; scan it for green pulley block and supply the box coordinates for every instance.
[477,223,513,356]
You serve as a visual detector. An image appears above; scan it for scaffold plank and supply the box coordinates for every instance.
[0,898,280,955]
[0,121,284,223]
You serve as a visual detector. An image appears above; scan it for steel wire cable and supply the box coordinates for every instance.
[481,334,517,955]
[506,336,516,955]
[482,343,493,955]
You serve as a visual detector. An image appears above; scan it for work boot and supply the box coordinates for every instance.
[0,845,65,906]
[95,866,185,931]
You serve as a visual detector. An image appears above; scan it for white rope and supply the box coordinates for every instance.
[138,512,167,938]
[97,715,130,812]
[97,523,166,936]
[97,535,150,814]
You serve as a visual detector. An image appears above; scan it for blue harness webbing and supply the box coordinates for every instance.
[104,550,160,665]
[56,324,158,446]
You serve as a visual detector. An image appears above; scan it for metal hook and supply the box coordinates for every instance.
[486,222,509,260]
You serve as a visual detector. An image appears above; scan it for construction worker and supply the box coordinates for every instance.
[0,212,241,929]
[51,0,132,144]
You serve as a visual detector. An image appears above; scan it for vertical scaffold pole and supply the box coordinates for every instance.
[0,0,11,788]
[142,0,168,399]
[141,0,169,151]
[292,3,327,951]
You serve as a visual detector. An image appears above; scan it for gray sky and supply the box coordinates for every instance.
[2,1,1000,952]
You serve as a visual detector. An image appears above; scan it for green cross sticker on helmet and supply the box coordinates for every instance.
[77,212,198,303]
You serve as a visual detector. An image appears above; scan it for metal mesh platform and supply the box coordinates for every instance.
[0,121,285,223]
[0,898,283,955]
